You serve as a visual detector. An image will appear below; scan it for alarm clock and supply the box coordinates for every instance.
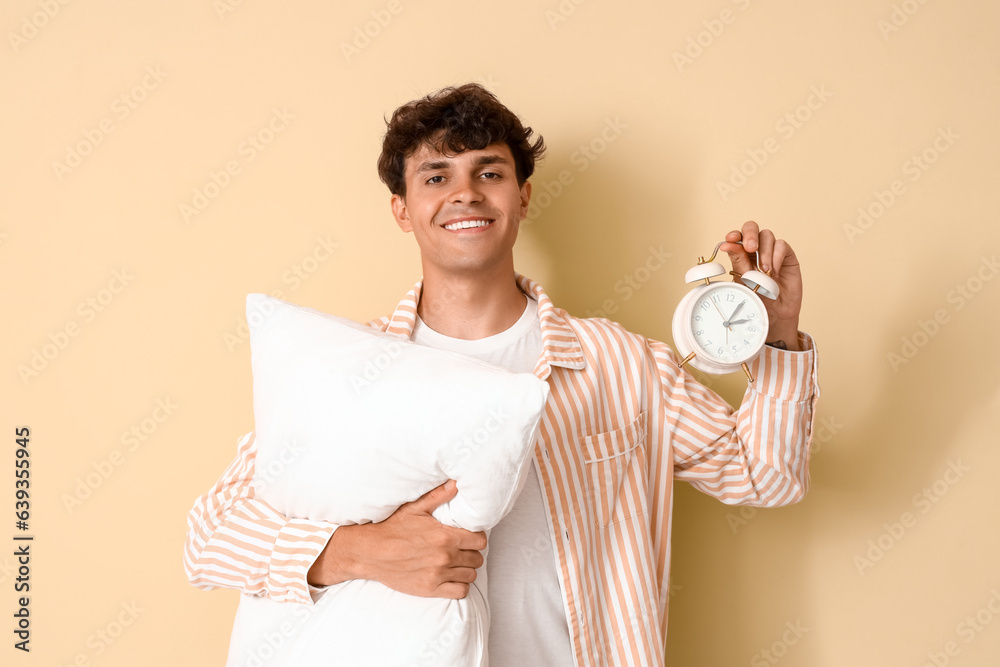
[671,241,780,383]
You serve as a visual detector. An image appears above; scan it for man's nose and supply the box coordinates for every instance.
[449,174,484,203]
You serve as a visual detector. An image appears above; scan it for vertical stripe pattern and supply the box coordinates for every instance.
[183,272,819,666]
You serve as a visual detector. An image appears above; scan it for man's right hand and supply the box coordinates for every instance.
[306,479,487,600]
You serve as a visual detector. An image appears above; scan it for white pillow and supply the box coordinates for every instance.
[225,293,550,667]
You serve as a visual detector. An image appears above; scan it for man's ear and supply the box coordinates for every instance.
[390,193,412,232]
[518,180,532,221]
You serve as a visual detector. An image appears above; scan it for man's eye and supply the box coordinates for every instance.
[426,175,444,184]
[481,172,501,179]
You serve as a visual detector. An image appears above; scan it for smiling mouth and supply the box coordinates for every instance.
[442,219,494,231]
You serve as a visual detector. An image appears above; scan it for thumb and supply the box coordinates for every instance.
[405,479,458,515]
[720,241,757,277]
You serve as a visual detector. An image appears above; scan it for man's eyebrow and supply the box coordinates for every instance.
[414,160,450,174]
[413,153,512,174]
[473,154,511,166]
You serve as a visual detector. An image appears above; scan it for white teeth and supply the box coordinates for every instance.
[444,219,492,231]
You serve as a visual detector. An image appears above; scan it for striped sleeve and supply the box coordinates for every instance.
[650,331,819,507]
[182,431,338,605]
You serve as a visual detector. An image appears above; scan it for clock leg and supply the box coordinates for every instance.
[679,351,697,368]
[741,362,754,383]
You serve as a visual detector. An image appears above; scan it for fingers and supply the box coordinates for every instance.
[740,220,761,252]
[721,236,755,276]
[457,528,488,552]
[422,532,485,600]
[435,581,473,600]
[720,221,759,275]
[721,222,791,275]
[405,479,458,514]
[753,234,796,277]
[770,239,797,278]
[436,558,486,599]
[757,229,776,272]
[450,546,485,570]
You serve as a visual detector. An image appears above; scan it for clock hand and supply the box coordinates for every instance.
[727,300,746,324]
[710,300,732,331]
[728,318,751,325]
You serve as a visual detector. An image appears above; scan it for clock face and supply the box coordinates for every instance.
[688,283,767,364]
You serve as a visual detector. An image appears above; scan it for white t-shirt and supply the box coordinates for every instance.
[411,294,575,667]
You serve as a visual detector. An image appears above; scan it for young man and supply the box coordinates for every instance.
[184,84,818,666]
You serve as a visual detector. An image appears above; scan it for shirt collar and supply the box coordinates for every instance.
[384,271,586,379]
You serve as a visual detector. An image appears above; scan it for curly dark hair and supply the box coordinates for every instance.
[377,83,546,197]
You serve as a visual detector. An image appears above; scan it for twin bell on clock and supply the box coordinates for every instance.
[671,241,780,383]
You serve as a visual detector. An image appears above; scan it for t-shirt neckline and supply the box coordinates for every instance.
[412,294,538,354]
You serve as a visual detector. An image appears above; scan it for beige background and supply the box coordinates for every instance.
[3,0,999,665]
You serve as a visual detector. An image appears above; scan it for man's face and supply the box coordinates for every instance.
[391,141,531,277]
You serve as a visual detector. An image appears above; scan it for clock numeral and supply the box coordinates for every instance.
[701,302,710,311]
[727,293,735,302]
[695,330,704,335]
[712,295,721,303]
[718,347,724,355]
[694,315,702,322]
[748,326,758,333]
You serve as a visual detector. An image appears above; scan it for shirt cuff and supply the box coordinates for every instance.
[271,519,338,605]
[748,331,819,402]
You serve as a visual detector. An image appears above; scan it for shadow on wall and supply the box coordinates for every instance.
[520,130,1000,663]
[669,248,997,665]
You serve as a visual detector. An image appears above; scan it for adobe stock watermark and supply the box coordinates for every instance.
[222,234,339,352]
[473,74,501,91]
[408,617,466,667]
[234,605,316,667]
[0,557,16,585]
[55,600,144,666]
[441,407,510,477]
[877,0,932,41]
[522,116,627,226]
[583,244,672,319]
[920,588,1000,667]
[253,438,306,494]
[727,415,842,534]
[887,254,997,372]
[672,0,754,73]
[544,0,589,30]
[716,85,833,202]
[61,398,179,514]
[616,586,683,649]
[349,336,404,394]
[179,107,294,224]
[853,459,970,575]
[340,0,403,62]
[518,526,555,568]
[52,65,168,182]
[17,268,135,385]
[7,0,71,53]
[213,0,249,20]
[843,126,959,243]
[750,619,809,666]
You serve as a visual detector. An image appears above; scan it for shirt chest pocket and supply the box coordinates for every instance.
[579,411,649,527]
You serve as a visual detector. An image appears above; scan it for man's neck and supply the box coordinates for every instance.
[416,263,527,340]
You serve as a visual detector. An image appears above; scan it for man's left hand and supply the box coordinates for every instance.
[719,220,803,351]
